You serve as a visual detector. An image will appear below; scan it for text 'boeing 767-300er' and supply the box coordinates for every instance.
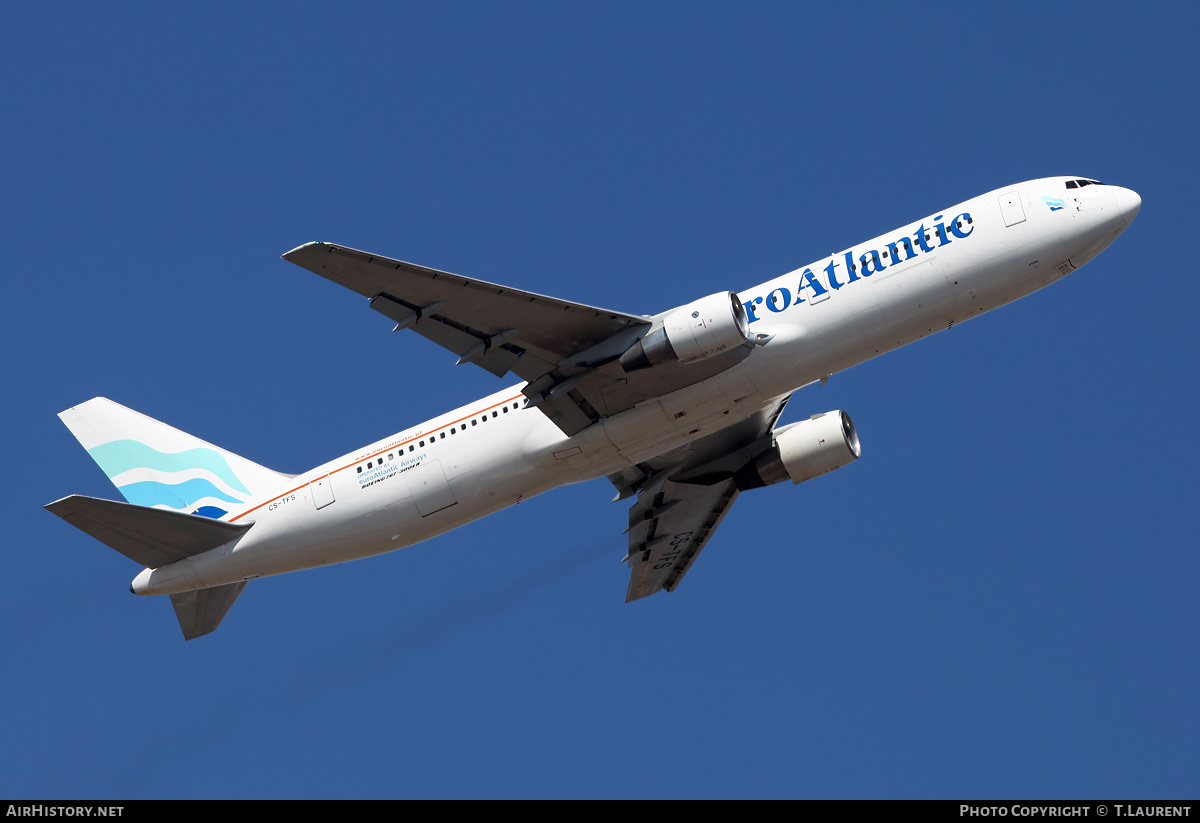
[47,177,1140,639]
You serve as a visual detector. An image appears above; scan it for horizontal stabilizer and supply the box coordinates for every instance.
[45,494,252,569]
[170,582,246,640]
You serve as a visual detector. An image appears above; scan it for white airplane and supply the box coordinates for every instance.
[47,177,1140,639]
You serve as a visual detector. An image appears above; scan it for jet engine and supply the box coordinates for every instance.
[620,292,750,372]
[734,411,861,490]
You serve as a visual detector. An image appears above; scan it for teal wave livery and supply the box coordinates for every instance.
[87,440,253,496]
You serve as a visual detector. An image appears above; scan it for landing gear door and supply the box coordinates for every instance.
[999,190,1026,227]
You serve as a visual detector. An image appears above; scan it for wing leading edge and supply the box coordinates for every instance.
[283,242,651,434]
[282,242,759,436]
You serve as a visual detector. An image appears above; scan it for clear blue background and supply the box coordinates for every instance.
[4,2,1195,799]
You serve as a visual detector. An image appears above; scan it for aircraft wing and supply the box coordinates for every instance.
[283,242,648,426]
[612,393,792,601]
[283,242,756,436]
[45,494,253,569]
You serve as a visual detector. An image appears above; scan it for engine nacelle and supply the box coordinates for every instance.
[734,411,862,490]
[620,292,749,372]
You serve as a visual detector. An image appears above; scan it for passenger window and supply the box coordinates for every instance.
[440,432,445,439]
[471,419,477,426]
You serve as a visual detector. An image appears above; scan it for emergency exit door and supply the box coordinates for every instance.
[999,190,1026,227]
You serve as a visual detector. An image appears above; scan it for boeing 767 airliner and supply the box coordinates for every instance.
[47,177,1140,639]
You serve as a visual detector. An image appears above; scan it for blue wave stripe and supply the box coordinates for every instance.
[87,440,251,494]
[116,478,243,510]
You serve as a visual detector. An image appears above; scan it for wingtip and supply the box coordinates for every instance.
[281,241,326,261]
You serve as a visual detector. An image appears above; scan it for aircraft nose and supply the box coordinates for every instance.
[1113,186,1141,227]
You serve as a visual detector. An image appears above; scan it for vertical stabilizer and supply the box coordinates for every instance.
[59,398,291,520]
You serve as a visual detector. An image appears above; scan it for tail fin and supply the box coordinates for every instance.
[58,398,292,520]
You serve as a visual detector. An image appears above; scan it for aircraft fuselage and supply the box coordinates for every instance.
[131,177,1140,596]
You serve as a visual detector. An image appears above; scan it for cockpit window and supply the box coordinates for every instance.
[1066,178,1106,189]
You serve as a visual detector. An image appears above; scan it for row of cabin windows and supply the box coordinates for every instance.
[356,401,524,473]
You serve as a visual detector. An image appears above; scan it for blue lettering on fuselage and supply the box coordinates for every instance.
[358,453,427,489]
[741,211,974,322]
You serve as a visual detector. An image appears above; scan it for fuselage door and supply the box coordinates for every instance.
[405,459,458,516]
[999,190,1026,227]
[310,474,335,510]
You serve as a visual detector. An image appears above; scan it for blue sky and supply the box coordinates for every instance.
[4,2,1196,799]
